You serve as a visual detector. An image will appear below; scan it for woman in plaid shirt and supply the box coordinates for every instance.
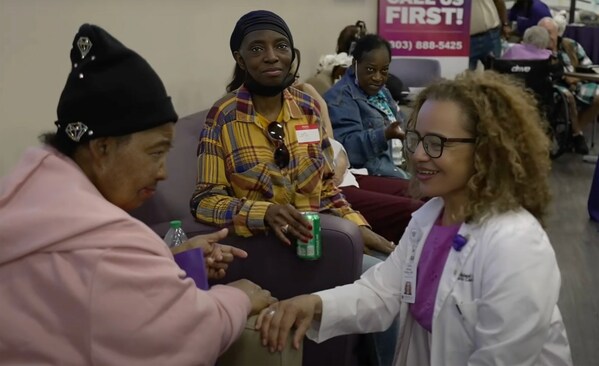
[190,10,396,263]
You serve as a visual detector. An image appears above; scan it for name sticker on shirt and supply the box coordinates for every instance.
[295,124,320,144]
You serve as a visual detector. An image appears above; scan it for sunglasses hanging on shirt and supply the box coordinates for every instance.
[267,122,290,169]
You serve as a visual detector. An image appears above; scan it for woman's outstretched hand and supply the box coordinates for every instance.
[255,294,323,352]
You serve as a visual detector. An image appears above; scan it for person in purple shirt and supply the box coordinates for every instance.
[254,70,572,366]
[509,0,552,36]
[502,25,552,60]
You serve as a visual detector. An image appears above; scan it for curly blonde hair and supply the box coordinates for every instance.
[407,70,551,225]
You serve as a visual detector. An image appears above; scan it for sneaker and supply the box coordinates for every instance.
[573,134,590,155]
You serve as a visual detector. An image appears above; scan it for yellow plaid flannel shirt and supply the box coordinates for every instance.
[191,85,368,236]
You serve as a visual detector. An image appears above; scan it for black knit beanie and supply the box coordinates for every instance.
[55,24,178,143]
[229,10,294,55]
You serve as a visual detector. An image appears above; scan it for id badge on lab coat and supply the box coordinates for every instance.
[402,244,417,303]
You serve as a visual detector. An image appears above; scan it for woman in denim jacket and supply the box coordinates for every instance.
[324,34,409,179]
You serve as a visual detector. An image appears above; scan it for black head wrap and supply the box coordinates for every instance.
[228,10,298,96]
[229,10,294,56]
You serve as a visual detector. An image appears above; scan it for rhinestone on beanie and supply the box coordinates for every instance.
[55,24,178,140]
[65,122,91,142]
[77,37,92,59]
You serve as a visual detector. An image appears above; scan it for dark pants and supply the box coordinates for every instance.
[342,175,423,243]
[469,27,502,70]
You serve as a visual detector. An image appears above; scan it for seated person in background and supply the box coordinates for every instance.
[303,52,352,96]
[502,25,552,60]
[0,24,275,365]
[190,10,395,269]
[324,34,409,179]
[257,70,572,366]
[508,0,552,37]
[553,10,568,38]
[540,17,599,154]
[296,82,423,257]
[336,21,368,55]
[336,21,407,103]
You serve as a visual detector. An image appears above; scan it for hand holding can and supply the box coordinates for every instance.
[297,212,321,260]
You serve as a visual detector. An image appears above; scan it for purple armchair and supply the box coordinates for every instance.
[131,110,364,366]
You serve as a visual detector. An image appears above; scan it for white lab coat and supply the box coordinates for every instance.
[307,198,572,366]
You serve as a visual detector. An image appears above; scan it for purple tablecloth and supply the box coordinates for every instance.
[564,25,599,64]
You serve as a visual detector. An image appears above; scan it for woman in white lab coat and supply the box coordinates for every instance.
[256,70,572,366]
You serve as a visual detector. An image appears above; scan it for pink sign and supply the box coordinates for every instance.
[378,0,471,57]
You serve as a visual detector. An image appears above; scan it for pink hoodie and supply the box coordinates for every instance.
[0,147,251,365]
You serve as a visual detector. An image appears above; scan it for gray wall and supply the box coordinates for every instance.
[0,0,376,175]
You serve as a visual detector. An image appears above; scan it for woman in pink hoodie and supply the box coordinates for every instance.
[0,24,275,365]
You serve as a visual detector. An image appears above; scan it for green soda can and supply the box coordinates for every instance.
[297,212,321,260]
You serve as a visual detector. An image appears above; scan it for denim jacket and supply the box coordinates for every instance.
[324,67,408,178]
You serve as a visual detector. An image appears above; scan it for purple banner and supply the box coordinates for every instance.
[378,0,472,57]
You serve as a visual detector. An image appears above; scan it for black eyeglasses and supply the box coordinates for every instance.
[405,130,476,159]
[267,122,290,169]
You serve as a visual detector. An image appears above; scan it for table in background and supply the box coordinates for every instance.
[564,25,599,64]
